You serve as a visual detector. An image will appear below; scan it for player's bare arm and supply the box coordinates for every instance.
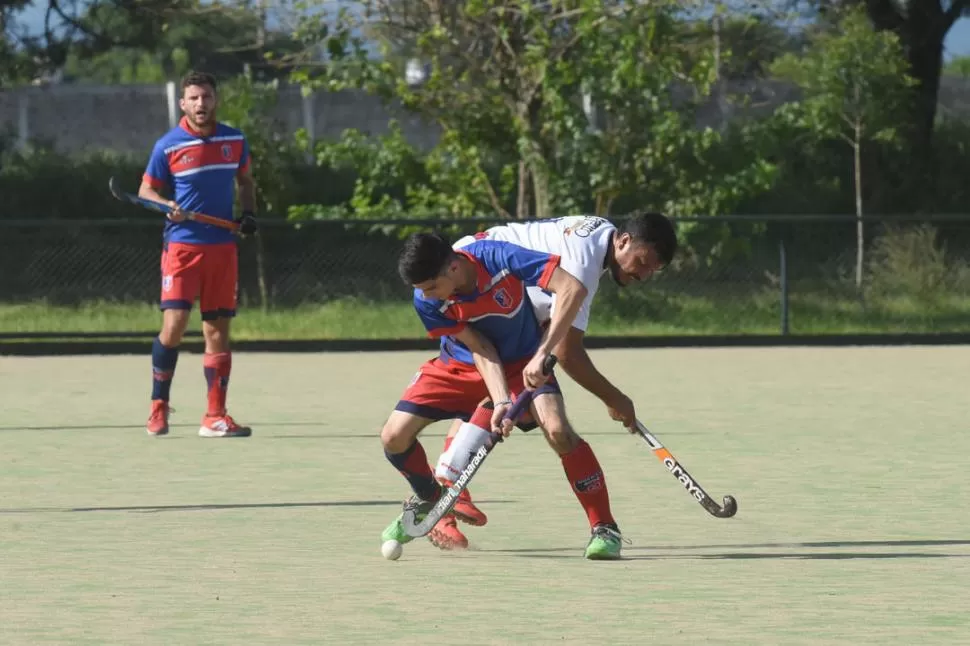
[524,267,587,389]
[554,326,636,429]
[138,179,184,222]
[453,326,515,436]
[234,165,258,236]
[236,165,257,212]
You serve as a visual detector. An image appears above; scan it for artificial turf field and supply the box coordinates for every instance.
[1,347,968,645]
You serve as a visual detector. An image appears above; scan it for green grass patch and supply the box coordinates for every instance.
[4,288,970,340]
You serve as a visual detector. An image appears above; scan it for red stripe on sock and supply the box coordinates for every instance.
[203,352,231,416]
[469,405,492,429]
[561,440,615,527]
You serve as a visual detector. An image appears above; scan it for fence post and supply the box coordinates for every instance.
[17,93,29,150]
[779,238,790,336]
[302,90,316,164]
[166,81,178,129]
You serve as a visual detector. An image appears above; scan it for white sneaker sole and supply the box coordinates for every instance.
[198,426,252,438]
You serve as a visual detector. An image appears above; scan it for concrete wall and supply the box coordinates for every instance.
[0,82,440,155]
[1,78,968,156]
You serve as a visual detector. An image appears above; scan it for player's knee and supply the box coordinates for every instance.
[202,321,230,352]
[159,310,190,346]
[381,419,414,454]
[542,417,580,455]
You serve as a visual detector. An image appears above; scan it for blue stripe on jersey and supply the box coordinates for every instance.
[413,240,560,365]
[143,118,250,245]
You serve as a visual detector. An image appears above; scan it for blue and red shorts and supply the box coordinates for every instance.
[395,355,561,430]
[160,242,238,320]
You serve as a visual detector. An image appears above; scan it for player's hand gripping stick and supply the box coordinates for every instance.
[108,176,241,234]
[401,354,557,538]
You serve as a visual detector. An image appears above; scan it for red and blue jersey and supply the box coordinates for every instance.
[413,240,561,366]
[143,117,250,245]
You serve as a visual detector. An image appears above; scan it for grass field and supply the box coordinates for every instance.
[4,291,970,340]
[1,347,968,645]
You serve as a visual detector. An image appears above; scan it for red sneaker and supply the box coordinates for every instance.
[441,480,488,526]
[199,413,252,438]
[428,514,469,550]
[146,400,170,436]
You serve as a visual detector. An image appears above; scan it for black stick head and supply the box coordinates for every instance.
[720,495,738,518]
[108,176,125,200]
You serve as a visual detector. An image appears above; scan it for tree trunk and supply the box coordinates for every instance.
[864,0,950,158]
[254,230,270,312]
[594,192,614,217]
[530,156,550,219]
[854,127,864,290]
[516,160,530,220]
[902,28,944,160]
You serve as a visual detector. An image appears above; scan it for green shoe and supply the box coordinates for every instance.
[584,523,624,560]
[381,494,438,545]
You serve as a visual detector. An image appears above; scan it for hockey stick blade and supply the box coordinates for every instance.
[401,355,558,538]
[634,420,737,519]
[108,176,240,233]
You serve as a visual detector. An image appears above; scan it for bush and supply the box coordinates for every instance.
[865,225,949,303]
[0,146,145,220]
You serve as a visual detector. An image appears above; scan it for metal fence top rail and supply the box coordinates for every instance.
[3,214,970,228]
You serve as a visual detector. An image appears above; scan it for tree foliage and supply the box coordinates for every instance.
[287,0,776,230]
[771,6,915,286]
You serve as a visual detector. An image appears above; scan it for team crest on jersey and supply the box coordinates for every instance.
[492,287,513,309]
[221,144,232,160]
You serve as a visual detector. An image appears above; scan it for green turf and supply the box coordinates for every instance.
[1,348,968,644]
[4,290,970,340]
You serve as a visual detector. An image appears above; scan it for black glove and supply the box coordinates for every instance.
[236,211,258,236]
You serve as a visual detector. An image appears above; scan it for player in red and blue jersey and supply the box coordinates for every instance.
[139,71,258,439]
[379,232,625,560]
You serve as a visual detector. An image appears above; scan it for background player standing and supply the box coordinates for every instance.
[139,71,258,438]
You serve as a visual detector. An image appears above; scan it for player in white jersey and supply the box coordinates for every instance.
[428,212,678,549]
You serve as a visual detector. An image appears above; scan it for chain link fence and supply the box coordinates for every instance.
[3,215,970,338]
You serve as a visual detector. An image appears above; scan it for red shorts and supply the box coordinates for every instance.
[160,242,238,320]
[395,355,561,429]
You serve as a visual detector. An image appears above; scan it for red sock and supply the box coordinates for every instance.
[203,352,231,416]
[561,440,615,528]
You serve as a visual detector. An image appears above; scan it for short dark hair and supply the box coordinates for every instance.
[181,71,217,94]
[398,232,456,285]
[621,211,678,266]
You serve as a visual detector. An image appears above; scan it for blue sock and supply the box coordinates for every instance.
[384,441,440,501]
[151,337,179,402]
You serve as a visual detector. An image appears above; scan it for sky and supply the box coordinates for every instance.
[11,2,970,62]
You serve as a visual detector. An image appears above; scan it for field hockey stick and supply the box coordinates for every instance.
[634,420,738,518]
[108,177,241,233]
[402,354,558,538]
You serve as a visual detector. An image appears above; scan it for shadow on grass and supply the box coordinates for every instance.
[0,499,518,514]
[479,538,970,561]
[509,551,970,561]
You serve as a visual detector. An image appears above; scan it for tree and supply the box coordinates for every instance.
[799,0,970,157]
[1,0,298,86]
[289,0,775,224]
[771,6,916,288]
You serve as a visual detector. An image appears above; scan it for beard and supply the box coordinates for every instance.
[188,110,215,130]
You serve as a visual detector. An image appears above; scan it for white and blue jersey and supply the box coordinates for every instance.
[413,239,561,366]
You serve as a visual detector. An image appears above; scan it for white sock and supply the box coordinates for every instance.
[436,422,491,482]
